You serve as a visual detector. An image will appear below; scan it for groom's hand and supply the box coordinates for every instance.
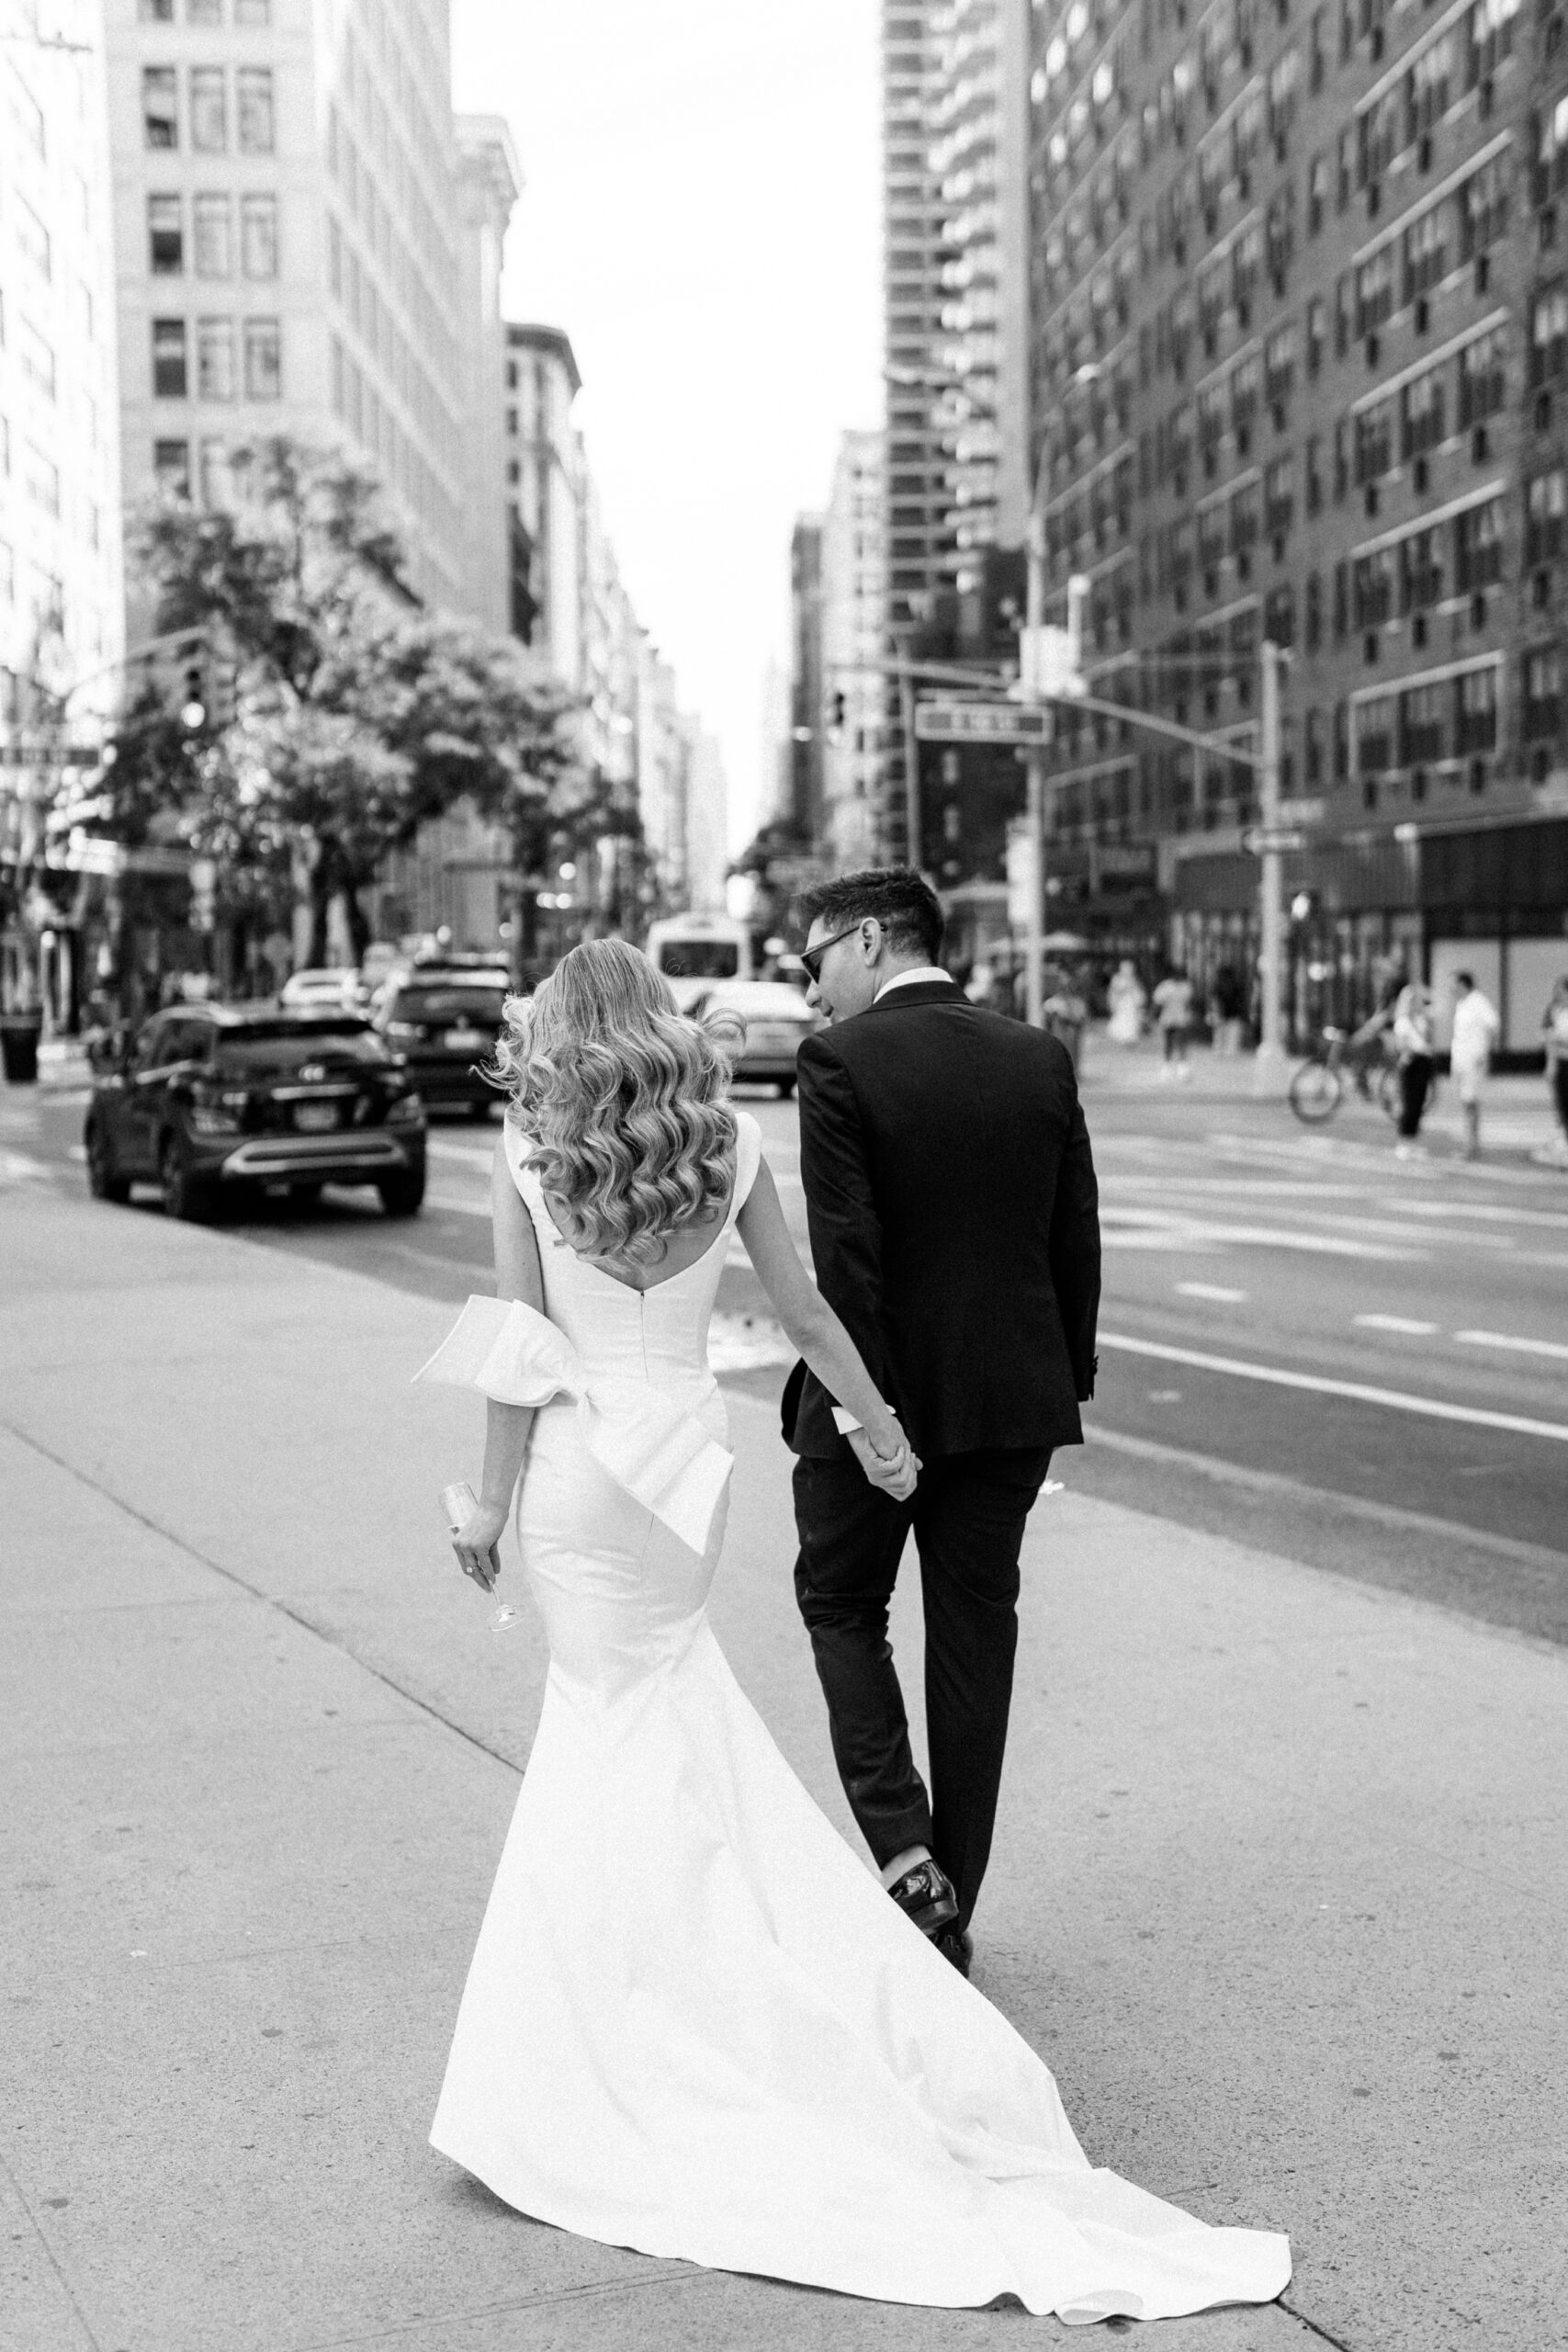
[847,1428,919,1501]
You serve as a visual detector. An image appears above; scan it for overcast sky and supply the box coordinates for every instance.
[449,0,883,854]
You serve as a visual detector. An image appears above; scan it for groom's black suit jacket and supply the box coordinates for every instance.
[782,979,1100,1461]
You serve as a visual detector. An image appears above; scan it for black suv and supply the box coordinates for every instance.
[373,972,509,1116]
[84,1006,427,1220]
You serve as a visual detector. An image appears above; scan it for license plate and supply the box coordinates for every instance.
[294,1102,339,1132]
[444,1027,484,1049]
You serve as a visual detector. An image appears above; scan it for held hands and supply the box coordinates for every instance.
[847,1426,921,1502]
[453,1500,507,1592]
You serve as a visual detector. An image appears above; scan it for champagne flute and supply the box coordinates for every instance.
[440,1481,526,1634]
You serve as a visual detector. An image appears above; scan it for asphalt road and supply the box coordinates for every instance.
[7,1061,1566,1644]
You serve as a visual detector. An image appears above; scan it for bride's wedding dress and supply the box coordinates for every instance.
[416,1112,1290,2323]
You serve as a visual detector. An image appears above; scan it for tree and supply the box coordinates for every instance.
[107,438,583,962]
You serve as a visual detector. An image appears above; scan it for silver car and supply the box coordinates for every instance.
[693,980,822,1097]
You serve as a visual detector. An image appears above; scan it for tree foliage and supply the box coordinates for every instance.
[108,437,584,958]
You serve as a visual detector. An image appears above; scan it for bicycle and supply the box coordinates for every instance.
[1288,1026,1404,1124]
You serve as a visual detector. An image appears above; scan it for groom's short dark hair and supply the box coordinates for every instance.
[797,868,943,967]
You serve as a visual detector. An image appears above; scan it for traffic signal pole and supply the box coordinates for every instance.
[1023,512,1050,1029]
[1252,639,1290,1094]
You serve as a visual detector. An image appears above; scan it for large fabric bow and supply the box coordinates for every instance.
[414,1295,732,1555]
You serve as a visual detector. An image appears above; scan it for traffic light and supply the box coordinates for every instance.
[178,658,208,731]
[828,689,847,741]
[176,640,237,732]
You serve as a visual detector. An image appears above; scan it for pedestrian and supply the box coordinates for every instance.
[1391,976,1436,1159]
[1448,970,1500,1160]
[1213,963,1247,1055]
[1043,965,1089,1074]
[1542,974,1568,1166]
[1152,964,1194,1079]
[1107,956,1145,1046]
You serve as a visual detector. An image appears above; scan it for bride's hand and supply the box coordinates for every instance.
[453,1500,507,1591]
[847,1428,920,1501]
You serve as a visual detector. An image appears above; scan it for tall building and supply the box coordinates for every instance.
[103,0,517,626]
[883,1,950,858]
[820,430,887,872]
[503,320,583,680]
[1,1,125,1023]
[682,726,729,914]
[787,514,826,841]
[1029,0,1568,1046]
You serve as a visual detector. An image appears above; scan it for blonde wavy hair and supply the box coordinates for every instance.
[491,938,740,1265]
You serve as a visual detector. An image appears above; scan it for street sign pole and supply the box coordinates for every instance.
[1023,518,1052,1027]
[1253,639,1291,1097]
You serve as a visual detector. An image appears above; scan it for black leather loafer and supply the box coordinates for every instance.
[886,1858,960,1937]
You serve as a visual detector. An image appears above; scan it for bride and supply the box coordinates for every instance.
[416,939,1290,2324]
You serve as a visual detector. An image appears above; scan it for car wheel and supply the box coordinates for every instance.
[775,1077,795,1099]
[160,1134,213,1222]
[85,1120,131,1204]
[468,1098,494,1121]
[289,1181,324,1208]
[378,1170,425,1217]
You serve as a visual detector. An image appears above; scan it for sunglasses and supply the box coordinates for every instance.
[799,922,867,986]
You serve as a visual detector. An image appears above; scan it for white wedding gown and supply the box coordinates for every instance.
[416,1111,1291,2323]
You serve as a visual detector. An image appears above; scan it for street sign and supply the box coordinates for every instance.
[1277,797,1325,825]
[916,701,1054,745]
[1243,827,1307,855]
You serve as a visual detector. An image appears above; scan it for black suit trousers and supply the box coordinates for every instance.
[792,1445,1053,1931]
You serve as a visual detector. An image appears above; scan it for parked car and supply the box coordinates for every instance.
[279,967,365,1011]
[373,972,510,1116]
[83,1006,426,1220]
[691,979,821,1095]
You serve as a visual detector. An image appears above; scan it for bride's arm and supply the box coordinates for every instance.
[451,1142,544,1586]
[737,1159,915,1490]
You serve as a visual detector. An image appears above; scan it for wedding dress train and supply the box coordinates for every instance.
[416,1112,1290,2323]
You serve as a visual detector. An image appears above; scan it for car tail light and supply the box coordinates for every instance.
[386,1091,423,1125]
[189,1105,242,1136]
[385,1021,421,1042]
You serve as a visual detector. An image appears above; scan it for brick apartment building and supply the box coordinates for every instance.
[1029,0,1568,1051]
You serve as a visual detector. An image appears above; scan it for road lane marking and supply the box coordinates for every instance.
[1102,1210,1419,1261]
[1098,1331,1568,1444]
[1176,1282,1247,1302]
[1355,1314,1439,1336]
[1454,1329,1568,1363]
[1080,1424,1568,1574]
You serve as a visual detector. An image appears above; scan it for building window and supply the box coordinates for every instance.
[187,0,222,21]
[152,318,188,397]
[24,443,61,517]
[241,194,277,277]
[148,194,183,275]
[234,0,272,20]
[153,438,190,495]
[328,214,342,296]
[1523,647,1562,738]
[197,317,235,400]
[237,68,275,154]
[1528,467,1568,560]
[194,194,232,277]
[139,0,174,17]
[244,317,281,399]
[189,68,226,153]
[142,67,178,149]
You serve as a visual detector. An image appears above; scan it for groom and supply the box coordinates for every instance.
[782,868,1100,1973]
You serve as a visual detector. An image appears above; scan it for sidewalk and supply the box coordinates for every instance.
[3,1181,1564,2350]
[1079,1027,1564,1159]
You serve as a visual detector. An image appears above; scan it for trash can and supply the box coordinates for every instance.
[0,1016,42,1085]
